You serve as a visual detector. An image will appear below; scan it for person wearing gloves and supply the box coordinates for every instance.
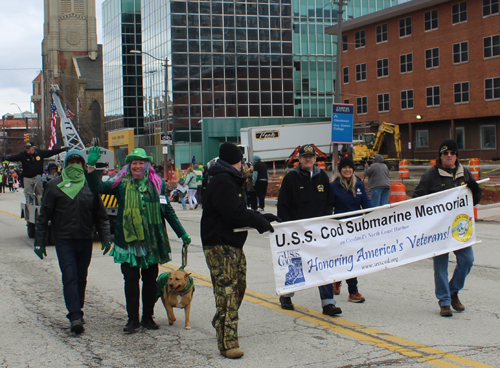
[413,139,482,317]
[277,144,340,315]
[34,149,111,334]
[85,147,192,333]
[363,154,391,207]
[330,156,372,303]
[202,142,279,359]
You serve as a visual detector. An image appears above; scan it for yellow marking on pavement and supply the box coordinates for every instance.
[0,208,22,220]
[160,263,495,368]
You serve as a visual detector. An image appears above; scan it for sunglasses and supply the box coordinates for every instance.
[441,151,456,156]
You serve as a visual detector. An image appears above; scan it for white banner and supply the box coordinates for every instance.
[269,185,478,296]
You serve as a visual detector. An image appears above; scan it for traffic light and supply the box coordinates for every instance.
[24,133,30,142]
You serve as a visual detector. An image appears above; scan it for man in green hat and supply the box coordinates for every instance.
[35,148,111,334]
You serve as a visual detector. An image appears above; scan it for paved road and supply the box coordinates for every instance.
[1,191,499,368]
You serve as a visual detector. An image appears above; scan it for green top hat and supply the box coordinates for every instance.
[125,148,153,164]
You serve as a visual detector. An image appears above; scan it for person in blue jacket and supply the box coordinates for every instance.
[330,156,372,303]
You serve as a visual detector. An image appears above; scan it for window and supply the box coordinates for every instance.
[416,130,429,148]
[485,77,500,100]
[483,0,499,17]
[343,99,350,104]
[401,90,414,110]
[484,35,500,58]
[399,17,412,37]
[425,48,440,69]
[454,82,470,103]
[356,96,367,114]
[377,93,390,112]
[453,42,469,64]
[355,30,366,48]
[424,9,438,31]
[426,86,441,106]
[456,127,465,149]
[343,35,348,51]
[355,63,367,81]
[400,53,413,73]
[377,58,389,78]
[343,66,349,84]
[376,24,388,43]
[452,2,467,24]
[481,126,496,149]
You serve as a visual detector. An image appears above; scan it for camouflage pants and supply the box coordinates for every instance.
[203,245,247,352]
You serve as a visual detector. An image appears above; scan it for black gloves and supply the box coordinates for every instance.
[262,213,282,223]
[61,146,70,151]
[257,221,274,234]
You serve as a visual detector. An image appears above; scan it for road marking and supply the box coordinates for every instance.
[0,206,492,368]
[160,263,494,368]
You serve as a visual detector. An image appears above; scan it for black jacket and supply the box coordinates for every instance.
[35,176,111,247]
[278,165,334,222]
[5,148,65,178]
[253,160,268,181]
[201,159,271,248]
[412,162,482,205]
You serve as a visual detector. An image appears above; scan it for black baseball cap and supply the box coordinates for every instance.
[299,144,315,156]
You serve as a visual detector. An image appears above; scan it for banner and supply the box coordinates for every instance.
[269,185,478,295]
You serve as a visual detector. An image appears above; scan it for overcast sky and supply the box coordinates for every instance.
[0,0,104,117]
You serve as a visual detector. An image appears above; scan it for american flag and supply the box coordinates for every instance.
[77,98,83,112]
[66,104,75,121]
[48,99,58,150]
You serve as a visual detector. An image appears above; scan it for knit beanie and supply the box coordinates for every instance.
[338,156,355,171]
[64,149,86,167]
[438,139,459,156]
[219,142,243,165]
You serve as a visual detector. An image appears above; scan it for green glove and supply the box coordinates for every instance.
[101,241,112,255]
[87,146,102,166]
[34,246,47,260]
[181,233,191,245]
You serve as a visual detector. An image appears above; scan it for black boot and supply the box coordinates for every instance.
[279,296,294,310]
[123,319,141,334]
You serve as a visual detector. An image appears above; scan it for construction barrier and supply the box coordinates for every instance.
[474,207,478,220]
[469,158,480,179]
[399,160,409,178]
[389,181,407,204]
[430,159,436,167]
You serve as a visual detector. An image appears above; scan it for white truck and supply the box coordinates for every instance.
[238,122,334,164]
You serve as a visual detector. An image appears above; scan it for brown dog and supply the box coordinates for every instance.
[157,270,194,330]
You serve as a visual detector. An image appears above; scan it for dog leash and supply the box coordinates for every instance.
[180,241,189,270]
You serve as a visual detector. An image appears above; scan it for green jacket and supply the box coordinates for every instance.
[86,170,187,267]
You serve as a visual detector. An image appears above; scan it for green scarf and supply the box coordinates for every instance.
[57,164,85,199]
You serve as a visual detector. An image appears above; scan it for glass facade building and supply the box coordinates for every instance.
[102,0,144,135]
[136,0,399,164]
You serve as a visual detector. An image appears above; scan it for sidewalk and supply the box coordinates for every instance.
[477,203,500,222]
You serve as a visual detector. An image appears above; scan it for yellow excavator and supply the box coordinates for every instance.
[352,122,402,170]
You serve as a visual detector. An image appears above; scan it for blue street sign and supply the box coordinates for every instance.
[331,103,354,144]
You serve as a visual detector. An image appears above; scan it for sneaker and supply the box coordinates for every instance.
[257,208,264,212]
[440,306,453,317]
[194,203,199,209]
[333,281,342,295]
[123,319,141,334]
[322,304,342,316]
[189,208,193,210]
[279,296,294,310]
[220,348,244,359]
[141,317,159,330]
[451,292,465,312]
[70,319,84,334]
[348,292,365,303]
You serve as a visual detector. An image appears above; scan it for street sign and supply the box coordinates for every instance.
[331,103,354,144]
[161,133,172,145]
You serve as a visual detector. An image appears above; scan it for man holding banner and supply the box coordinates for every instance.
[413,139,482,317]
[277,144,341,316]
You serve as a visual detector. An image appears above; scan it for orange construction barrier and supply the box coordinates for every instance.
[399,160,409,178]
[430,159,436,167]
[317,161,326,170]
[469,158,480,179]
[474,207,478,220]
[389,181,407,204]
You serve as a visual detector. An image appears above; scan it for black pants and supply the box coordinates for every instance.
[120,263,159,321]
[254,180,268,210]
[247,191,257,210]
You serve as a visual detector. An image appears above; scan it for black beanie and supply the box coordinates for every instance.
[439,139,459,156]
[219,142,243,165]
[338,156,355,171]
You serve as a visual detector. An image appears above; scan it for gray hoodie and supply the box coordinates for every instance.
[363,154,390,190]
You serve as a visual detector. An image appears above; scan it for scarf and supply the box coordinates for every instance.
[57,164,85,199]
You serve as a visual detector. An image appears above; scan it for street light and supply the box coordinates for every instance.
[131,50,171,180]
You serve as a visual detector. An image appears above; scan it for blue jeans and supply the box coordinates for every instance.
[370,188,390,207]
[55,238,93,321]
[284,284,336,307]
[180,196,187,210]
[433,246,474,307]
